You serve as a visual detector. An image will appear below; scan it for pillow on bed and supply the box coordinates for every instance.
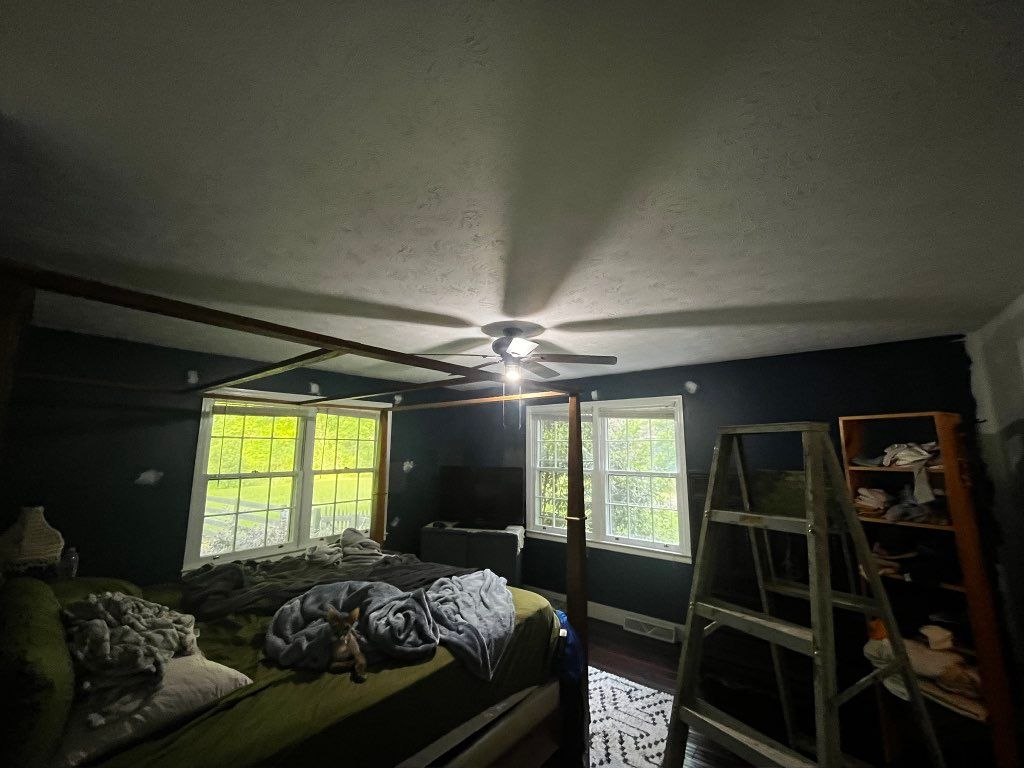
[54,655,252,767]
[0,577,76,768]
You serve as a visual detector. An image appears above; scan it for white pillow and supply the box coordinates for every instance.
[54,655,252,767]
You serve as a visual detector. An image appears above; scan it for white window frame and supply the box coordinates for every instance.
[183,391,390,571]
[525,395,691,563]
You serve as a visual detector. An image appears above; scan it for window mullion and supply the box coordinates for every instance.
[296,409,317,548]
[590,406,605,542]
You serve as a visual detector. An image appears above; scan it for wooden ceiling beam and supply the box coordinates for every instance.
[209,392,384,412]
[0,257,577,394]
[390,390,566,412]
[195,348,345,392]
[302,376,474,403]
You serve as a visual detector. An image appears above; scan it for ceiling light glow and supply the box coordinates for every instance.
[504,362,522,382]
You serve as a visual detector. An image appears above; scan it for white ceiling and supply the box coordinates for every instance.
[2,1,1022,385]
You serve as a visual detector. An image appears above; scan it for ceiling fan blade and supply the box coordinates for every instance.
[425,353,495,358]
[527,353,617,365]
[416,337,492,356]
[522,361,560,379]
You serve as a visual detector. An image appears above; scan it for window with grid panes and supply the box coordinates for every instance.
[186,399,387,569]
[532,416,593,533]
[525,396,689,560]
[310,412,379,538]
[201,406,300,558]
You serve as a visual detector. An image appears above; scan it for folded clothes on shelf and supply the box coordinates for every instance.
[853,442,942,503]
[883,442,939,467]
[920,624,954,650]
[863,637,986,719]
[856,487,892,513]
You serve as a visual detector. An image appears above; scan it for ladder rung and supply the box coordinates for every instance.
[834,660,902,708]
[709,509,808,534]
[679,698,816,768]
[763,579,880,614]
[719,421,829,434]
[695,597,813,655]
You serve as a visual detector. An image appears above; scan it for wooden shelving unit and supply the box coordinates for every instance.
[839,412,1017,768]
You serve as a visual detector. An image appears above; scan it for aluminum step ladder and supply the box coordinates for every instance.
[662,422,945,768]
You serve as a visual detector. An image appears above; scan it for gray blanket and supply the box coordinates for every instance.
[181,528,472,620]
[63,592,198,727]
[264,570,514,680]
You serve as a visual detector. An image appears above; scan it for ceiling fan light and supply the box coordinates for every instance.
[505,337,538,358]
[504,361,522,382]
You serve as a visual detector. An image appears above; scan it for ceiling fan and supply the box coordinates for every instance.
[430,325,617,380]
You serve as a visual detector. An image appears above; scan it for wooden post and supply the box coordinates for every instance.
[0,279,33,460]
[566,393,588,652]
[936,414,1018,768]
[370,409,391,544]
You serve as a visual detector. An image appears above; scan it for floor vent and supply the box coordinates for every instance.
[622,613,676,643]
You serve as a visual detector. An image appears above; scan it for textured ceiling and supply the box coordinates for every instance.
[1,1,1022,385]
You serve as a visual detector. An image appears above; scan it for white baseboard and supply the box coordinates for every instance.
[524,585,684,642]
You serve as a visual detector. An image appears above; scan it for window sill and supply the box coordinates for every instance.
[182,535,350,573]
[525,529,692,564]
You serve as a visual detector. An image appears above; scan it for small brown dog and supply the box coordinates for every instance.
[325,605,367,682]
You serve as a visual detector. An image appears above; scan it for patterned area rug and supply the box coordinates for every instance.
[590,667,673,767]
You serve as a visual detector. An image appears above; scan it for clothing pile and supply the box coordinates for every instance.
[853,441,943,505]
[864,620,985,721]
[856,485,949,525]
[63,592,199,727]
[855,487,892,515]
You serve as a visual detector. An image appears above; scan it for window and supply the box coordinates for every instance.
[525,396,689,562]
[185,397,388,569]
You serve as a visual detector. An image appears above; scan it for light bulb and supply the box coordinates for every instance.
[504,362,522,382]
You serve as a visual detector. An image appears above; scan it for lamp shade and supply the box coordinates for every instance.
[0,507,65,571]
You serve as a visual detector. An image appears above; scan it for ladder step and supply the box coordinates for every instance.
[679,698,815,768]
[763,578,880,614]
[695,597,813,655]
[719,421,829,434]
[709,509,808,534]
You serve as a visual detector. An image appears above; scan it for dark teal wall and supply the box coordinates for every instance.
[2,329,983,623]
[385,335,981,623]
[2,327,396,585]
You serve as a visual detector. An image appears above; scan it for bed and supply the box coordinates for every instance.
[1,574,570,768]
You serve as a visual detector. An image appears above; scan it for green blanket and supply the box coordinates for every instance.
[96,586,559,767]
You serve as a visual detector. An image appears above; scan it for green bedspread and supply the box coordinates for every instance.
[95,585,559,767]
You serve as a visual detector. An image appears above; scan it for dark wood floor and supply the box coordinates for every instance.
[588,618,751,768]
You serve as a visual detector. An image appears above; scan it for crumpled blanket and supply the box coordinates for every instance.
[264,569,515,681]
[63,592,198,727]
[428,569,516,680]
[181,528,471,620]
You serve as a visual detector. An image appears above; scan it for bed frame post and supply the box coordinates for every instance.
[566,393,588,653]
[0,279,34,462]
[370,409,391,544]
